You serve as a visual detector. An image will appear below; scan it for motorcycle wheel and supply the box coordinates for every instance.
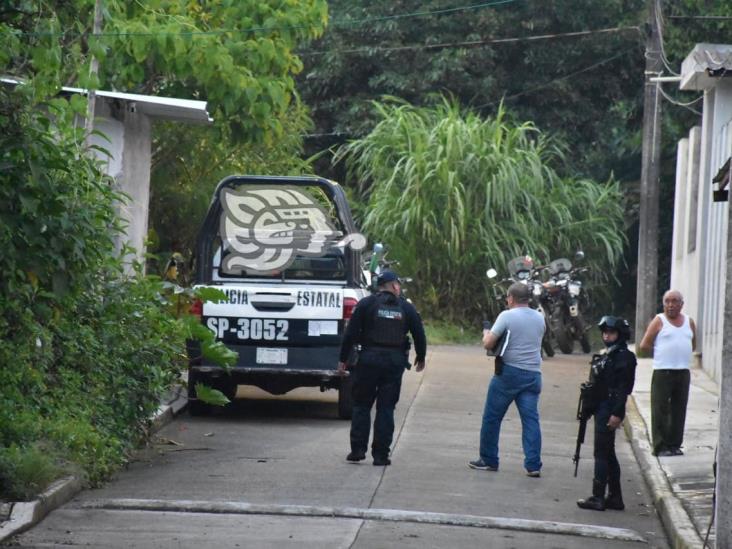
[542,335,555,357]
[580,334,592,354]
[572,316,592,353]
[553,314,574,354]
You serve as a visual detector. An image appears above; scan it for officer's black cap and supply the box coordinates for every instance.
[376,270,400,286]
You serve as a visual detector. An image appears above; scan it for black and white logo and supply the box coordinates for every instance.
[219,186,366,275]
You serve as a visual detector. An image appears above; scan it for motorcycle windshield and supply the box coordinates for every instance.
[507,256,534,277]
[548,258,572,276]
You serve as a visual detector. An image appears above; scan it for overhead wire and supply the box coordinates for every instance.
[651,0,704,114]
[473,46,639,110]
[655,0,679,76]
[656,85,702,115]
[668,15,732,21]
[14,0,520,38]
[300,25,641,57]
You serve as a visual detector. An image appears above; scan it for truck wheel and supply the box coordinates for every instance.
[338,374,354,420]
[214,379,238,402]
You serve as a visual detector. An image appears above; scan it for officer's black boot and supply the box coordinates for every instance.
[605,477,625,510]
[577,480,606,511]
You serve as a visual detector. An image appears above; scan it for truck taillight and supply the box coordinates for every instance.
[343,297,358,321]
[189,298,203,318]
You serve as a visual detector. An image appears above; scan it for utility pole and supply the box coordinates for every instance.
[85,0,103,138]
[635,0,663,343]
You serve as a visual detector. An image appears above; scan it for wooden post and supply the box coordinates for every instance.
[635,0,663,342]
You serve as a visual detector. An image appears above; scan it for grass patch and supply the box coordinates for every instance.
[423,320,480,345]
[0,444,61,501]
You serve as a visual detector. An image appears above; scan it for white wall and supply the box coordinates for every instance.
[674,82,732,383]
[83,98,152,269]
[700,82,732,382]
[117,106,152,267]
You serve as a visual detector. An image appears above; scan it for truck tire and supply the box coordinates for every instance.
[338,374,354,420]
[214,378,238,402]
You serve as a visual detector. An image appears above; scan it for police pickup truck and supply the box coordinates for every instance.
[187,175,369,418]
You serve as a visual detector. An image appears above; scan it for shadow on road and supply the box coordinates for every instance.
[195,386,345,422]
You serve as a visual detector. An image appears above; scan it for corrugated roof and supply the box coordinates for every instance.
[680,43,732,91]
[2,77,212,123]
[61,86,212,124]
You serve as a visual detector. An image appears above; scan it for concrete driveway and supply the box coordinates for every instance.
[7,346,669,548]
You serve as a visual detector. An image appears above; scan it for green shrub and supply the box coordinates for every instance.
[0,86,189,499]
[0,444,61,502]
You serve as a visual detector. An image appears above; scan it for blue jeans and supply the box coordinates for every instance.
[479,364,542,471]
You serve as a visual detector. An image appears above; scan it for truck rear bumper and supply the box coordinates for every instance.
[190,365,345,378]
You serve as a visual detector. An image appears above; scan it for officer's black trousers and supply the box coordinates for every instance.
[350,350,405,459]
[593,401,621,497]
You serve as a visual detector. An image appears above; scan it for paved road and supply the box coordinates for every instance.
[8,346,669,548]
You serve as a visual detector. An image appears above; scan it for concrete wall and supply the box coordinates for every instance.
[672,82,732,383]
[86,98,152,269]
[117,106,152,266]
[671,131,700,322]
[700,82,732,383]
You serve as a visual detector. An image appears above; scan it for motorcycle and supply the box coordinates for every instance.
[543,251,591,354]
[363,242,412,295]
[487,255,555,358]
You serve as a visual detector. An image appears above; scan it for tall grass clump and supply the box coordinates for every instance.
[335,97,626,322]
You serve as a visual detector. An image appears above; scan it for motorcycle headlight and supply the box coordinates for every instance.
[569,282,581,296]
[533,283,542,296]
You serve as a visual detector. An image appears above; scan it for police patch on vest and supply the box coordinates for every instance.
[367,295,406,348]
[377,309,403,320]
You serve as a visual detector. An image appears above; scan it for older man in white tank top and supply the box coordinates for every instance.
[639,290,697,457]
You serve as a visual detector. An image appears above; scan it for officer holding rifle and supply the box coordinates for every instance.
[575,316,636,511]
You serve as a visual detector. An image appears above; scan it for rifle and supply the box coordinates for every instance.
[573,381,594,477]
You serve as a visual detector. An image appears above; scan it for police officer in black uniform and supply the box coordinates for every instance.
[337,270,427,466]
[577,316,637,511]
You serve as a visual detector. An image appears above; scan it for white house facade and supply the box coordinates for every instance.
[670,43,732,383]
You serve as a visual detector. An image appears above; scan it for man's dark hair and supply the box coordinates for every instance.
[507,282,531,304]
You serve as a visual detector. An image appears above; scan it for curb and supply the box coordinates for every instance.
[624,397,704,549]
[0,386,188,544]
[0,476,82,543]
[150,383,189,434]
[80,498,647,543]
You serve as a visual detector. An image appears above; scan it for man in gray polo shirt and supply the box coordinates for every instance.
[469,282,545,476]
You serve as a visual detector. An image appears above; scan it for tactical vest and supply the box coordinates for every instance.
[365,292,406,348]
[587,344,623,403]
